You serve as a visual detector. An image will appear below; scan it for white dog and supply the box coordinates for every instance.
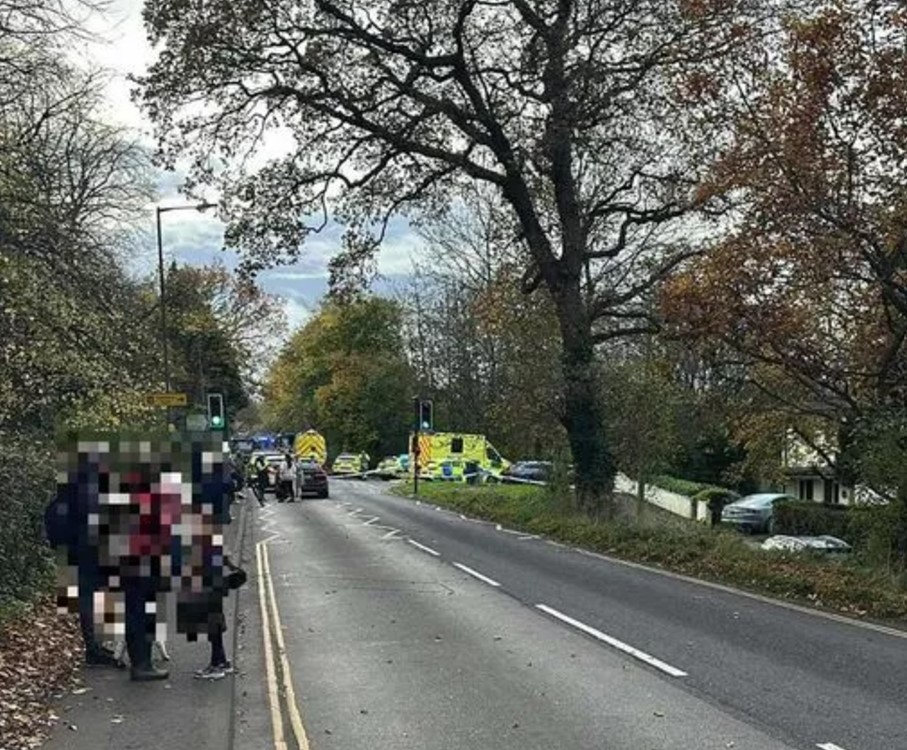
[110,638,171,667]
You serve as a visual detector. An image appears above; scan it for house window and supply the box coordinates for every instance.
[799,479,814,501]
[823,480,841,505]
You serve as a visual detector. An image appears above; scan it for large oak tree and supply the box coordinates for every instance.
[139,0,768,513]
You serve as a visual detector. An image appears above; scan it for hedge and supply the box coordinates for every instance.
[0,438,56,626]
[651,475,732,498]
[692,487,740,510]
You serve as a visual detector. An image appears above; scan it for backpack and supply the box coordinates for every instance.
[44,490,72,548]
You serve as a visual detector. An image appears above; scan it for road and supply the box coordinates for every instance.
[233,480,907,750]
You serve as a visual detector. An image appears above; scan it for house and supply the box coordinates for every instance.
[781,430,854,506]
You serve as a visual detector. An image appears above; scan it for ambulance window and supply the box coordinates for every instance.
[451,437,464,454]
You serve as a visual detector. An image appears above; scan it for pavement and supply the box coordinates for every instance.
[40,480,907,750]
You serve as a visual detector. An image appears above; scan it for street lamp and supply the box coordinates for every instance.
[155,202,218,393]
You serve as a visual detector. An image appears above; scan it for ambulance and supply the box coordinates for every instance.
[293,429,327,466]
[410,432,510,482]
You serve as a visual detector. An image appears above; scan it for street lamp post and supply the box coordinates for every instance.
[155,202,217,427]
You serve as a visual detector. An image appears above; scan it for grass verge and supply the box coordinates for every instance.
[394,482,907,622]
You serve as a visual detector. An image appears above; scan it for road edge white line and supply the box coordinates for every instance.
[535,603,687,678]
[817,743,849,750]
[408,539,440,557]
[453,562,501,587]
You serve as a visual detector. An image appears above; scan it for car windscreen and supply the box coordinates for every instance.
[737,495,785,508]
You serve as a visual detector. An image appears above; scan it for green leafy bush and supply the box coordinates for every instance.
[774,500,854,540]
[0,437,56,624]
[651,475,731,497]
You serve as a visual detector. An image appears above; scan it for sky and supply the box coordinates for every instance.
[72,0,426,332]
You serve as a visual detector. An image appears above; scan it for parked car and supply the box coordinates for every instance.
[296,460,329,499]
[501,461,552,484]
[376,455,408,480]
[331,452,366,476]
[720,493,795,534]
[761,535,852,554]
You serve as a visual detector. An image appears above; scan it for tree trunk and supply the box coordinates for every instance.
[552,280,616,519]
[636,470,646,522]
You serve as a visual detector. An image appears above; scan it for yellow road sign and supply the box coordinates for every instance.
[145,392,188,407]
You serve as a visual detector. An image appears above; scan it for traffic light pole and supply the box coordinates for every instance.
[412,397,421,497]
[413,428,420,498]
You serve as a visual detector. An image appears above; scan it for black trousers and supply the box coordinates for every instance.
[77,565,103,658]
[124,578,157,669]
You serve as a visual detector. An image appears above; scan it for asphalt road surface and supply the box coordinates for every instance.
[233,480,907,750]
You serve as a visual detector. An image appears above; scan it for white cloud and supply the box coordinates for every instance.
[377,226,430,276]
[68,0,155,133]
[284,298,315,330]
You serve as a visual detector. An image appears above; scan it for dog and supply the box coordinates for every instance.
[110,638,171,667]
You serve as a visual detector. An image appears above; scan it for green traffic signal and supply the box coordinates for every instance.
[211,415,224,428]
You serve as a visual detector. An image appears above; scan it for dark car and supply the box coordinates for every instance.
[502,461,553,484]
[296,460,329,499]
[721,493,795,534]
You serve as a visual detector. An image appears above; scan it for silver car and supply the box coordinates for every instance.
[720,493,795,534]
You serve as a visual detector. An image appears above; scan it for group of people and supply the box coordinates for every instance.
[45,434,247,682]
[248,452,302,505]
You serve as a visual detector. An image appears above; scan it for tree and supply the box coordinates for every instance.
[138,0,769,515]
[602,355,682,517]
[0,49,159,434]
[263,297,414,459]
[662,1,907,496]
[162,262,287,407]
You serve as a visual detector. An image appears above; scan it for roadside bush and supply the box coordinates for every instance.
[692,488,739,507]
[0,437,55,625]
[773,500,851,539]
[848,504,905,571]
[652,475,730,497]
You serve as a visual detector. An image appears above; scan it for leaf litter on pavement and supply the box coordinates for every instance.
[0,597,82,750]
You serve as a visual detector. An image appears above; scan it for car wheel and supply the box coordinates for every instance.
[319,490,329,499]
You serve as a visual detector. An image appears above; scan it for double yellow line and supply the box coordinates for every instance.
[256,539,311,750]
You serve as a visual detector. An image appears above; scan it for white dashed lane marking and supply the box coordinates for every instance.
[408,540,441,557]
[452,562,501,588]
[535,604,688,678]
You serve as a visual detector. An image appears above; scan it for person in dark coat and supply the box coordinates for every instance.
[45,454,119,668]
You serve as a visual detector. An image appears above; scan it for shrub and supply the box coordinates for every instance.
[0,437,56,624]
[692,487,740,508]
[773,500,851,539]
[651,475,731,497]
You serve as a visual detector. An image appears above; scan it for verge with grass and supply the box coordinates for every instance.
[393,482,907,622]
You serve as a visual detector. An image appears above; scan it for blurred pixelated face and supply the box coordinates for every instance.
[54,431,229,639]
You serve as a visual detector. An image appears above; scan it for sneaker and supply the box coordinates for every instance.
[194,664,232,680]
[214,660,234,675]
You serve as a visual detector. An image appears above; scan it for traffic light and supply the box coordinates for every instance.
[416,399,435,430]
[207,392,225,430]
